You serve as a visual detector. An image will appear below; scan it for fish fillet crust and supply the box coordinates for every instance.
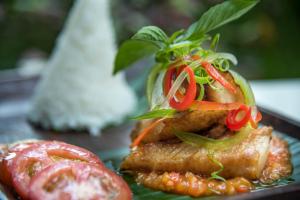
[259,135,292,183]
[122,126,272,180]
[131,110,227,143]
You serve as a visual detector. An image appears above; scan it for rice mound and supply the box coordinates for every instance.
[29,0,136,135]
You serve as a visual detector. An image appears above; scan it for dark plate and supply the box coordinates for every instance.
[0,73,300,199]
[97,106,300,200]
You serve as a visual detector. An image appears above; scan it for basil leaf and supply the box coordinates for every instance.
[114,26,169,74]
[132,109,176,120]
[184,0,259,40]
[113,40,159,74]
[132,26,168,48]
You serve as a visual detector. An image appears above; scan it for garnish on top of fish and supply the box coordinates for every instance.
[113,0,292,197]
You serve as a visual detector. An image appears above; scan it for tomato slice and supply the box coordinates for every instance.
[10,141,104,199]
[8,140,41,153]
[11,146,53,198]
[37,141,103,166]
[0,141,40,187]
[28,161,132,200]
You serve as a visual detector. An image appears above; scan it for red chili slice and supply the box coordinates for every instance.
[226,104,251,131]
[10,141,104,199]
[163,59,183,96]
[201,61,237,94]
[163,67,177,96]
[28,161,132,200]
[255,111,262,122]
[176,65,186,76]
[250,109,262,128]
[169,66,197,110]
[191,101,242,111]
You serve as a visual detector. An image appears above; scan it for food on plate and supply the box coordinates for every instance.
[122,127,272,180]
[0,140,132,200]
[113,0,292,197]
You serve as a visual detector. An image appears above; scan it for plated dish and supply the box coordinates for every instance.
[0,140,132,200]
[113,0,293,198]
[0,0,296,199]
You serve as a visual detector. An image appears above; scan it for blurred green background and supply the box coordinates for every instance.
[0,0,299,79]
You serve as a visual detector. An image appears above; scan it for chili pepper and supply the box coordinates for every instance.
[131,119,164,147]
[169,66,197,111]
[191,101,242,111]
[163,66,185,100]
[249,109,262,128]
[201,61,237,94]
[226,105,251,131]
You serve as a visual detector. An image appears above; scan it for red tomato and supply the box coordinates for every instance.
[36,141,103,166]
[10,141,104,199]
[0,141,39,187]
[28,161,132,200]
[8,140,41,153]
[11,146,53,198]
[0,145,10,185]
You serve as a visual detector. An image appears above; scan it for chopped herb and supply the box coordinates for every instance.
[132,109,176,120]
[207,152,226,182]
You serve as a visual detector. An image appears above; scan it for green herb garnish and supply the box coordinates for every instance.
[132,109,176,120]
[114,0,259,75]
[207,152,226,182]
[114,0,260,118]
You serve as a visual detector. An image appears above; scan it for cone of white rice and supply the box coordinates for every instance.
[29,0,136,135]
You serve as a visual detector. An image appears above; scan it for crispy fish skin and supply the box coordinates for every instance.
[259,135,292,183]
[126,134,292,197]
[122,126,272,180]
[136,171,253,197]
[131,110,227,143]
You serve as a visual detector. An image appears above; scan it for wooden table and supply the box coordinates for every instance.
[0,70,133,152]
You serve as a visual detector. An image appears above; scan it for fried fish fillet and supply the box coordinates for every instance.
[131,110,227,143]
[259,135,292,183]
[122,126,272,180]
[124,133,292,197]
